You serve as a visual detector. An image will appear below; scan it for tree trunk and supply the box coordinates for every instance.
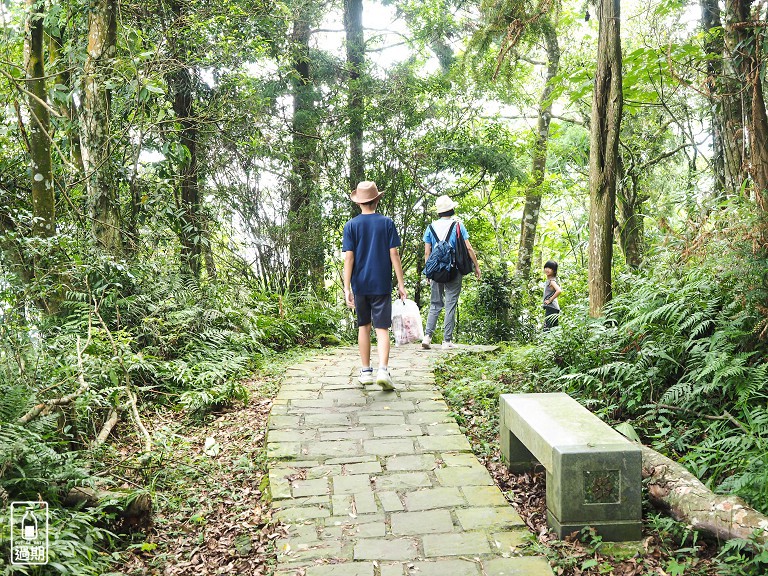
[344,0,365,189]
[165,0,203,278]
[49,28,84,173]
[588,0,623,317]
[722,0,751,196]
[746,46,768,210]
[641,444,768,546]
[202,216,217,280]
[617,160,645,269]
[700,0,726,197]
[515,21,559,283]
[288,17,323,291]
[725,0,768,209]
[24,0,54,238]
[80,0,122,253]
[169,64,202,278]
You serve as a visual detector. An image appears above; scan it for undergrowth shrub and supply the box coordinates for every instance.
[460,267,538,343]
[0,250,351,573]
[523,205,768,516]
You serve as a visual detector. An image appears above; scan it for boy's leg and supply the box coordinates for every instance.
[369,295,395,391]
[443,273,464,342]
[358,323,372,366]
[425,281,445,337]
[355,295,374,367]
[375,327,390,367]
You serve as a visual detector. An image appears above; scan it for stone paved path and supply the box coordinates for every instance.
[267,345,554,576]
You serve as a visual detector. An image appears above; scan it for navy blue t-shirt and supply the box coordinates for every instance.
[342,213,401,295]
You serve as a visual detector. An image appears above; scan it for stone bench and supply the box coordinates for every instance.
[499,392,642,541]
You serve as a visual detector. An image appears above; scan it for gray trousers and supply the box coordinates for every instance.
[425,273,463,342]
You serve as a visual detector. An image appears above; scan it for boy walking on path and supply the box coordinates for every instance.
[343,181,407,390]
[422,194,481,349]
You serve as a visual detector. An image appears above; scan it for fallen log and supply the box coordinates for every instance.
[64,486,152,529]
[640,444,768,545]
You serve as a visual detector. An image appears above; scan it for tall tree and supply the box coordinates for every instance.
[708,0,748,196]
[24,0,54,238]
[725,0,768,209]
[588,0,623,316]
[166,0,202,278]
[48,18,84,174]
[344,0,365,189]
[288,13,323,291]
[515,20,559,283]
[80,0,122,252]
[700,0,728,196]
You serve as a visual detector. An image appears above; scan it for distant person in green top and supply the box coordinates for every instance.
[543,260,562,331]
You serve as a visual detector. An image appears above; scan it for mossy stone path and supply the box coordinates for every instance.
[267,345,554,576]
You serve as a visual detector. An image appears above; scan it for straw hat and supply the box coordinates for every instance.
[435,195,458,214]
[350,181,385,204]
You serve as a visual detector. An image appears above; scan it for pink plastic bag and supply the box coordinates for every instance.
[391,299,424,346]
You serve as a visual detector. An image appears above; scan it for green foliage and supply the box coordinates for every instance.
[715,536,768,576]
[513,205,768,517]
[460,267,537,343]
[0,244,350,572]
[0,506,117,576]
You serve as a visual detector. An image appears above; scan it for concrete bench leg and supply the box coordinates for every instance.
[547,446,642,541]
[500,420,536,473]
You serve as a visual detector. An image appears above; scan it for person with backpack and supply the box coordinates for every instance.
[421,194,480,349]
[343,181,407,390]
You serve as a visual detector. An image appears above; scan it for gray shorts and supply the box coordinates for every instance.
[356,294,392,329]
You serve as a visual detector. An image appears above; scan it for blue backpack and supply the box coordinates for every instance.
[423,222,457,283]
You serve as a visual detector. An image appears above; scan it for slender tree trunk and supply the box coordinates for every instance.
[746,37,768,210]
[202,217,217,281]
[344,0,365,189]
[24,0,54,238]
[617,163,644,269]
[288,16,323,291]
[723,0,750,194]
[49,29,84,173]
[515,21,559,283]
[588,0,623,317]
[80,0,122,253]
[700,0,726,197]
[168,64,202,277]
[725,0,768,209]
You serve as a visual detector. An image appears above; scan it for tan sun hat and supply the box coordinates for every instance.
[435,194,458,213]
[350,181,385,204]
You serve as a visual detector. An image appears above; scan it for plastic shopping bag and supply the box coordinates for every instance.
[391,298,424,346]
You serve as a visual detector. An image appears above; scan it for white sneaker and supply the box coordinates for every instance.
[358,368,374,385]
[442,341,456,350]
[422,335,432,349]
[376,369,395,391]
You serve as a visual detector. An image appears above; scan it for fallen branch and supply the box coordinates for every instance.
[91,407,121,449]
[640,444,768,546]
[92,298,153,452]
[18,335,90,425]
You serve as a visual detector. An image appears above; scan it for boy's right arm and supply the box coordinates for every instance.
[343,251,355,308]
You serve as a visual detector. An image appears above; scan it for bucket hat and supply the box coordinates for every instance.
[435,194,458,214]
[350,181,385,204]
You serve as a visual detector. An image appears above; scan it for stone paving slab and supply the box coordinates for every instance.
[267,344,554,576]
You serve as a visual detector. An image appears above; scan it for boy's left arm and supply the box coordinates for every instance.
[390,248,407,300]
